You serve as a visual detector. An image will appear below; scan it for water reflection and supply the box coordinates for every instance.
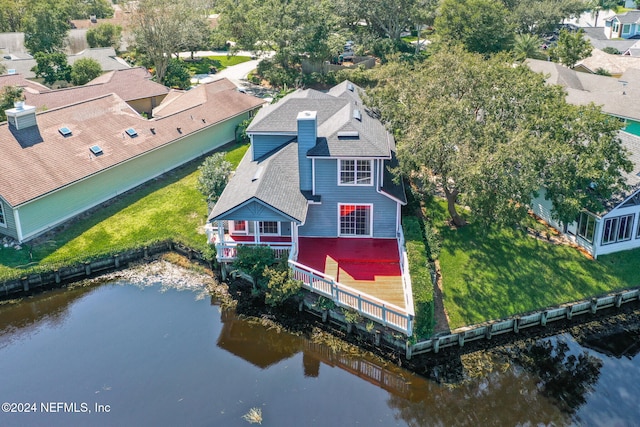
[0,277,637,426]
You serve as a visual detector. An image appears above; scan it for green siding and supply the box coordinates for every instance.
[0,198,19,240]
[16,115,247,240]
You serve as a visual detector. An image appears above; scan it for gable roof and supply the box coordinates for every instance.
[208,141,309,223]
[608,132,640,211]
[0,78,264,207]
[526,58,640,122]
[575,48,640,76]
[0,47,129,79]
[606,11,640,24]
[16,67,169,111]
[248,81,394,158]
[152,79,239,118]
[0,74,51,94]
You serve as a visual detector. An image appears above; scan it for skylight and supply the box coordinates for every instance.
[58,127,72,137]
[126,128,138,137]
[337,131,359,138]
[347,83,354,92]
[90,145,103,155]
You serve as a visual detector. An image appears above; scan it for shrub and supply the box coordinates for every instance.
[602,46,620,55]
[233,245,275,288]
[263,265,302,307]
[403,216,434,339]
[197,152,232,205]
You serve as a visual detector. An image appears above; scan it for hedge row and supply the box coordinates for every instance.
[403,216,435,339]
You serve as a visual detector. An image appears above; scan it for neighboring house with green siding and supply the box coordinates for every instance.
[0,78,264,242]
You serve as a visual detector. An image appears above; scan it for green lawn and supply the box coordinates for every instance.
[426,198,640,329]
[183,56,252,75]
[0,142,250,281]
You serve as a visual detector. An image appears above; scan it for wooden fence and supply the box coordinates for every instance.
[406,289,640,359]
[0,240,206,298]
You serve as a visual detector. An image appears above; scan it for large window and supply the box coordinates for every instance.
[623,24,631,34]
[0,201,5,227]
[602,214,634,245]
[339,160,372,185]
[577,212,595,243]
[339,204,372,236]
[259,221,279,235]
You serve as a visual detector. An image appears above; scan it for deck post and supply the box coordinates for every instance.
[406,342,412,360]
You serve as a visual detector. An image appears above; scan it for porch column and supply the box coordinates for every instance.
[254,221,260,244]
[217,220,225,243]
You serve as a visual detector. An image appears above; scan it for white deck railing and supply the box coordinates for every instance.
[215,242,292,262]
[288,258,414,336]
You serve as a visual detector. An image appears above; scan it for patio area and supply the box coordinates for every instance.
[296,237,406,310]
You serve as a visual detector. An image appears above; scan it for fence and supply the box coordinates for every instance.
[289,259,413,336]
[406,289,640,359]
[0,240,206,298]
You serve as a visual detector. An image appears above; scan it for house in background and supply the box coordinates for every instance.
[0,78,264,243]
[604,11,640,39]
[526,59,640,258]
[207,81,414,335]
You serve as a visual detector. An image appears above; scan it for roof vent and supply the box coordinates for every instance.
[177,127,182,134]
[252,166,264,182]
[90,145,103,155]
[150,127,156,135]
[58,127,72,137]
[347,83,354,92]
[353,109,362,121]
[125,128,138,137]
[337,131,359,138]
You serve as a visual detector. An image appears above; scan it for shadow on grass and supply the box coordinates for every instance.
[426,198,639,328]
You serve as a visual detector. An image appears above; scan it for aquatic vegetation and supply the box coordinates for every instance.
[242,407,262,424]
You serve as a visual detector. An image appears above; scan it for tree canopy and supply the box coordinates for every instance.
[23,0,71,54]
[32,52,72,85]
[550,29,593,69]
[0,86,24,122]
[71,57,102,85]
[367,47,632,228]
[86,23,123,49]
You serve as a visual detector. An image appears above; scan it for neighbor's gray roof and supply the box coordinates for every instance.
[208,142,309,222]
[0,47,129,79]
[606,11,640,24]
[609,131,640,211]
[380,154,407,204]
[248,80,393,158]
[526,58,640,121]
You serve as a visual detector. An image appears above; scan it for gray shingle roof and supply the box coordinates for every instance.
[380,154,407,204]
[208,142,309,222]
[607,11,640,25]
[249,81,394,158]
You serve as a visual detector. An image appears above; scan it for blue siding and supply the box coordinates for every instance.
[215,200,294,223]
[300,158,398,238]
[252,134,293,159]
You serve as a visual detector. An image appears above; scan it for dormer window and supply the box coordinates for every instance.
[339,159,372,185]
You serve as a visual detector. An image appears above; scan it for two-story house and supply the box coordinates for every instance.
[208,81,414,335]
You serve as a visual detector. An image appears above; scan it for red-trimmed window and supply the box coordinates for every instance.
[230,220,247,234]
[339,204,371,236]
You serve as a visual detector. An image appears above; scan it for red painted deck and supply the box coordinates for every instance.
[297,238,405,309]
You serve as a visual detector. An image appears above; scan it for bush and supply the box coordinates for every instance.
[602,46,620,55]
[403,216,434,339]
[197,152,232,205]
[263,265,302,307]
[233,245,275,288]
[71,58,102,86]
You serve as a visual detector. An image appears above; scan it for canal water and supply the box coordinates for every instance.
[0,266,639,426]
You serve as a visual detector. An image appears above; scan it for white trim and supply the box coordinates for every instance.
[229,220,248,235]
[337,203,373,237]
[259,221,281,235]
[13,208,23,242]
[312,158,316,195]
[337,159,374,186]
[0,200,6,228]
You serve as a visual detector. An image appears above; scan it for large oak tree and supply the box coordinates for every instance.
[367,47,632,228]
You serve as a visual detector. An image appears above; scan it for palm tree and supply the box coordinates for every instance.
[513,33,547,61]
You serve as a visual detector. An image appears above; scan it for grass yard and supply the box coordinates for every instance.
[0,142,250,281]
[183,56,252,75]
[425,198,640,329]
